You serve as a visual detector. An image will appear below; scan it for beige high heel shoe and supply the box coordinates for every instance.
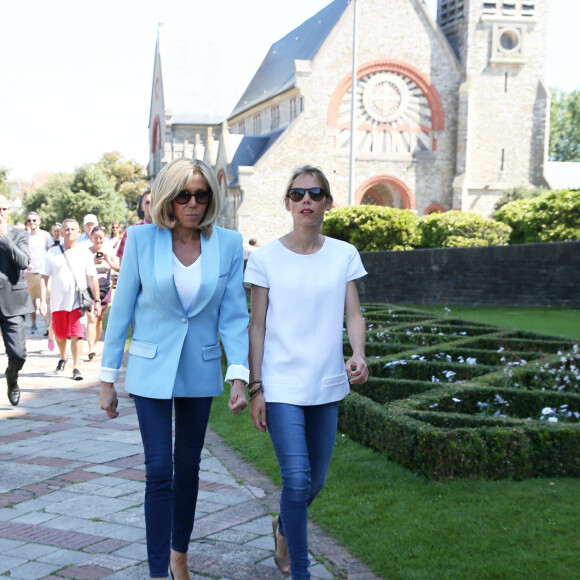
[272,515,291,574]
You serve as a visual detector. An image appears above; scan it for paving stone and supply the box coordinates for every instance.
[3,541,58,559]
[110,541,149,561]
[37,547,89,566]
[5,560,60,579]
[0,554,28,574]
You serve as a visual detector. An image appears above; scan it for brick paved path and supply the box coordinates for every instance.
[0,326,379,579]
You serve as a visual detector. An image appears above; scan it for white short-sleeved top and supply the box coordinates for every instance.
[244,237,367,406]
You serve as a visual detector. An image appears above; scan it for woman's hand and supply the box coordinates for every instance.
[250,393,267,432]
[345,355,368,385]
[100,381,119,419]
[228,380,248,415]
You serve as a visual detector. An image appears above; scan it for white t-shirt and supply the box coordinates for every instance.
[244,237,367,406]
[172,253,202,312]
[43,245,98,312]
[28,231,53,272]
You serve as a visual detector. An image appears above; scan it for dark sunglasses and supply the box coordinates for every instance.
[287,187,327,202]
[174,189,213,205]
[26,218,38,223]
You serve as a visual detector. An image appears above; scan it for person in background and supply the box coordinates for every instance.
[39,219,101,381]
[24,211,53,334]
[99,159,248,580]
[243,237,258,261]
[86,225,119,360]
[116,190,151,264]
[109,222,122,251]
[108,222,123,291]
[77,214,99,246]
[0,195,33,406]
[51,222,63,246]
[244,165,369,579]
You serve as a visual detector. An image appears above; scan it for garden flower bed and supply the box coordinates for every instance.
[339,306,580,480]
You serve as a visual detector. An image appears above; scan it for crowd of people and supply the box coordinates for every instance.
[0,192,152,396]
[2,160,369,580]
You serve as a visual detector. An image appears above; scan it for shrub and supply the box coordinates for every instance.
[322,205,418,251]
[416,211,512,248]
[494,189,580,244]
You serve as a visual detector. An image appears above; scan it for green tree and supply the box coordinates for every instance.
[97,151,149,222]
[550,88,580,161]
[0,166,11,198]
[24,164,128,229]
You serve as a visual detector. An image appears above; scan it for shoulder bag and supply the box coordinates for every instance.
[59,245,93,312]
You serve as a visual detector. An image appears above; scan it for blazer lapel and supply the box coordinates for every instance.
[153,227,184,316]
[187,230,219,318]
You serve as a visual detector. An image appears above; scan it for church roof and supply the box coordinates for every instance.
[228,129,286,186]
[157,26,265,125]
[230,0,350,118]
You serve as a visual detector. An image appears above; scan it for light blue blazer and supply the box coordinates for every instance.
[99,224,249,398]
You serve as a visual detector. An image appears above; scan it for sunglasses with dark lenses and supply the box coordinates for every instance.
[174,190,213,205]
[287,187,327,202]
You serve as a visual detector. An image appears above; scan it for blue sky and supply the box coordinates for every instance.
[0,0,575,180]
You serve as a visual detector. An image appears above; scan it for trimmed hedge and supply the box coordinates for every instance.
[338,305,580,480]
[494,189,580,244]
[416,211,512,248]
[322,205,418,251]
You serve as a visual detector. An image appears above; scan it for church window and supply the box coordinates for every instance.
[271,105,280,130]
[253,113,262,135]
[522,2,535,16]
[502,2,516,16]
[335,70,434,155]
[483,2,497,14]
[237,120,245,135]
[290,96,302,121]
[439,0,464,27]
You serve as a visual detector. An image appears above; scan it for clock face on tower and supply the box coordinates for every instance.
[335,70,434,154]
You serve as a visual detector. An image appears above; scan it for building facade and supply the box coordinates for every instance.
[148,0,549,244]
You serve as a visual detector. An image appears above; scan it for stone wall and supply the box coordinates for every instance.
[357,241,580,307]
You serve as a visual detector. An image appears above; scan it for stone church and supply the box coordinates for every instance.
[148,0,548,244]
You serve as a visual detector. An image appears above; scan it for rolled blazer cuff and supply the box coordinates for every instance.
[225,364,250,386]
[99,366,121,384]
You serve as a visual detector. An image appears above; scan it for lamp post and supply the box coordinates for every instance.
[348,0,358,205]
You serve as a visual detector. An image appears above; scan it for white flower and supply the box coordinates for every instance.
[548,417,559,423]
[541,407,555,415]
[452,397,461,403]
[498,347,505,353]
[429,403,438,408]
[466,357,477,365]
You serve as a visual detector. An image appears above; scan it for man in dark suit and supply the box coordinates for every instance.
[0,195,33,406]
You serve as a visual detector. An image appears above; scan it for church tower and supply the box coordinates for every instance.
[438,1,549,215]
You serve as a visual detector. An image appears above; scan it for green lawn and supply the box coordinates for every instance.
[209,306,580,579]
[414,305,580,340]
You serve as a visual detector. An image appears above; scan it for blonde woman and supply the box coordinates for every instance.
[99,158,249,580]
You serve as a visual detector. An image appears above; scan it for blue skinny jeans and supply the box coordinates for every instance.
[266,401,339,580]
[133,395,212,578]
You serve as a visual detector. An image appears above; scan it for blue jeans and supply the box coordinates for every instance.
[134,395,213,578]
[266,401,339,580]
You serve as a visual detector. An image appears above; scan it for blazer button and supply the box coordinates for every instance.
[181,318,188,324]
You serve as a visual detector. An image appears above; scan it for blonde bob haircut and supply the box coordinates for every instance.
[150,158,222,236]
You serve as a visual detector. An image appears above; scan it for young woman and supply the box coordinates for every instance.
[244,165,369,579]
[99,158,249,580]
[109,221,122,251]
[86,225,119,360]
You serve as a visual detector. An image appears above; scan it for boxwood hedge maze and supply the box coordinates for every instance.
[340,305,579,480]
